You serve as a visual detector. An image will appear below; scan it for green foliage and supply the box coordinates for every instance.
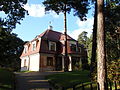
[78,31,89,48]
[107,59,120,82]
[43,0,90,21]
[77,31,92,69]
[105,1,120,36]
[90,0,120,82]
[106,32,120,61]
[0,68,14,89]
[87,35,93,65]
[0,27,24,71]
[0,0,28,30]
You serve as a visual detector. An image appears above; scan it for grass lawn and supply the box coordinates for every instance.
[46,70,91,89]
[0,68,14,90]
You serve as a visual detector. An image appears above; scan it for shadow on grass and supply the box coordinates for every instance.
[46,70,90,89]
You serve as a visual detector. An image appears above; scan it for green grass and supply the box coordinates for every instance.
[0,68,14,89]
[46,70,90,89]
[19,70,34,73]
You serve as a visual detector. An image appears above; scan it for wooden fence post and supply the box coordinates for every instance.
[105,81,108,90]
[90,83,93,90]
[82,83,85,90]
[109,82,112,90]
[114,81,117,90]
[73,85,76,90]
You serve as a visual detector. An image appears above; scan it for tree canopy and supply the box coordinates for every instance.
[0,27,24,70]
[77,31,90,48]
[43,0,90,21]
[0,0,28,31]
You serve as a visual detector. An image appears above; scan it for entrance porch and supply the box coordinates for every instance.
[56,56,82,71]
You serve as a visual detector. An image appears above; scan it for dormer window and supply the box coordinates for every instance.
[33,43,36,51]
[32,41,36,51]
[24,45,28,53]
[49,41,56,51]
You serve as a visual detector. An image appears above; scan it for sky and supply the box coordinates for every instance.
[1,0,94,41]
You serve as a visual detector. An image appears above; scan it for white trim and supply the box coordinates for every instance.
[32,41,36,51]
[49,41,56,51]
[69,56,72,71]
[62,56,65,70]
[24,45,28,53]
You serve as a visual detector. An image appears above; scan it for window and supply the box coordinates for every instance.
[47,57,53,66]
[49,41,56,51]
[24,46,28,53]
[24,59,27,66]
[33,43,36,51]
[70,44,77,52]
[24,48,27,53]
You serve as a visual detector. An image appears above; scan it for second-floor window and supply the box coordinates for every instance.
[49,41,56,51]
[24,46,28,53]
[70,44,77,52]
[33,43,36,51]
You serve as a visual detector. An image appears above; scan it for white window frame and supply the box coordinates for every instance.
[32,41,36,51]
[24,45,28,53]
[49,41,56,51]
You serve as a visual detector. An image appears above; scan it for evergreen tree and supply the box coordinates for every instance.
[0,0,28,31]
[97,0,107,89]
[0,27,24,71]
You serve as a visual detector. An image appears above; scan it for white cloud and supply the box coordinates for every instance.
[69,18,94,40]
[77,18,94,29]
[49,11,62,18]
[24,4,45,17]
[24,4,61,18]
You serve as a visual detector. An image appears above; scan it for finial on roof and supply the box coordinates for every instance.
[48,21,53,30]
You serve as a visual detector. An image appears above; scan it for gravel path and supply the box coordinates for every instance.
[15,71,60,90]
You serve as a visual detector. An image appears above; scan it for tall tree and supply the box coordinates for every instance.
[105,1,120,83]
[77,31,90,70]
[0,0,28,31]
[90,0,97,81]
[78,31,89,48]
[43,0,89,71]
[0,27,24,70]
[97,0,107,89]
[90,0,120,83]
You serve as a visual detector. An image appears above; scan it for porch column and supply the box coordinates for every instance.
[79,58,82,70]
[69,56,72,71]
[62,56,65,71]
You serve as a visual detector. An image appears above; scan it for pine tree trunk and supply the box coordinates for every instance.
[64,4,68,72]
[90,1,97,80]
[97,0,106,90]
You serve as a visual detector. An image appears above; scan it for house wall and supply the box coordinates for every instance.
[21,56,29,71]
[40,53,55,71]
[29,53,40,71]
